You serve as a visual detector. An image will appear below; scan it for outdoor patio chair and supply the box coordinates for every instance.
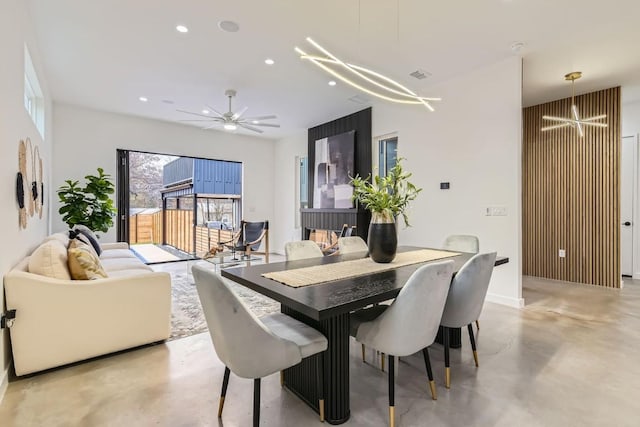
[222,220,270,263]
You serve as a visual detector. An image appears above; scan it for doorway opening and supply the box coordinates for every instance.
[117,150,243,263]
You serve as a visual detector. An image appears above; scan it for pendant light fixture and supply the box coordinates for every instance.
[294,37,441,111]
[541,71,607,137]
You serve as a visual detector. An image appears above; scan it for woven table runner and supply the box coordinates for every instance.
[262,249,460,288]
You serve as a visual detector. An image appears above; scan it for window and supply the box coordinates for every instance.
[24,45,45,138]
[295,156,308,228]
[300,157,308,208]
[374,134,398,177]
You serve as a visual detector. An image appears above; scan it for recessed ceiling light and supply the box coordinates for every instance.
[265,58,275,65]
[328,80,337,86]
[139,96,148,102]
[218,20,239,33]
[176,25,189,33]
[252,120,260,124]
[202,109,210,114]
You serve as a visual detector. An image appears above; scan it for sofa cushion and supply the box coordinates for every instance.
[43,232,70,247]
[99,249,138,259]
[100,258,153,272]
[28,240,71,280]
[68,242,108,280]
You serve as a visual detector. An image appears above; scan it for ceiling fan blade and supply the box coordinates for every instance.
[244,122,281,128]
[177,109,218,119]
[232,106,249,120]
[238,123,264,133]
[202,123,221,130]
[242,115,277,121]
[205,105,226,117]
[179,118,224,122]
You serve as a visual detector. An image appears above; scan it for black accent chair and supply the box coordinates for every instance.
[223,220,269,263]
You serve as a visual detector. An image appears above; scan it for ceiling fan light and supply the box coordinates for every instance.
[224,123,237,131]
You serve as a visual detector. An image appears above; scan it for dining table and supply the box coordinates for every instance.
[221,246,508,425]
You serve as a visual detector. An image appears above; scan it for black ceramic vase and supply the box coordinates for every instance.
[367,212,397,263]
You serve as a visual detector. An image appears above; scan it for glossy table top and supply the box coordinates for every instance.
[222,247,508,321]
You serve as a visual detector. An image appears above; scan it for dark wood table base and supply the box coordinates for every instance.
[282,306,351,425]
[435,325,462,348]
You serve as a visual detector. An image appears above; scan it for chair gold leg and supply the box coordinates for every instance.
[473,350,479,367]
[280,371,284,387]
[319,399,325,422]
[429,380,437,400]
[217,396,225,418]
[445,367,451,389]
[381,352,385,372]
[389,406,395,427]
[475,320,480,330]
[361,344,366,363]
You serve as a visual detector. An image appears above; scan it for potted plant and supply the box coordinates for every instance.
[350,158,422,262]
[57,167,116,234]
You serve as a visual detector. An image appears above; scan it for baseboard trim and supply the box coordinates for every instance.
[486,293,525,308]
[0,366,8,404]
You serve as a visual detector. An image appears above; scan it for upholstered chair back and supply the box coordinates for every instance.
[355,260,454,357]
[192,265,300,378]
[443,235,479,254]
[285,240,324,261]
[337,236,368,255]
[440,252,497,328]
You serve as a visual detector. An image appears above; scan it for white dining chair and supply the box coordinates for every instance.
[337,236,368,255]
[442,234,481,329]
[192,265,329,425]
[350,261,454,426]
[439,252,496,388]
[285,240,324,261]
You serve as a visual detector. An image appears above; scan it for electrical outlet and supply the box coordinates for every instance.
[485,206,508,216]
[559,249,566,258]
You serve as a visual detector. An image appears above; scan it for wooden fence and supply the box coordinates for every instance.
[130,209,234,255]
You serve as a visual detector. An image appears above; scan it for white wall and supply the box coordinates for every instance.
[0,0,52,400]
[272,56,523,307]
[373,56,523,307]
[52,104,276,242]
[272,131,307,253]
[622,97,640,278]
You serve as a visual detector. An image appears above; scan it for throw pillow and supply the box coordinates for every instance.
[68,242,108,280]
[28,239,71,280]
[72,226,102,256]
[69,237,98,259]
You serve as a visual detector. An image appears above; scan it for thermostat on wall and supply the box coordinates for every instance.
[440,182,450,190]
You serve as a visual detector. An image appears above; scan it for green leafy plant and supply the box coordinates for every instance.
[57,167,116,233]
[350,158,422,227]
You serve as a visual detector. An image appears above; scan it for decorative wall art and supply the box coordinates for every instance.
[17,138,44,229]
[313,130,355,209]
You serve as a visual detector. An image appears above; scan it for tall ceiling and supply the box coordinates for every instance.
[26,0,640,139]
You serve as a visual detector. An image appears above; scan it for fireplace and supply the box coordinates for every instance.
[300,208,370,242]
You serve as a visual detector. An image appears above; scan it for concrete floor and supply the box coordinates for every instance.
[1,274,639,426]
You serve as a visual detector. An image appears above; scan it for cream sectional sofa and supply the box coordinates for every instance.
[4,232,172,376]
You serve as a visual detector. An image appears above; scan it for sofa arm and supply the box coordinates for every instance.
[101,242,130,250]
[4,270,171,376]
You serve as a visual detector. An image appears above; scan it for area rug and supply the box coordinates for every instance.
[169,267,280,340]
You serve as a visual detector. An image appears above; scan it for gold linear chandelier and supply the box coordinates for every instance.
[541,71,607,137]
[294,37,441,111]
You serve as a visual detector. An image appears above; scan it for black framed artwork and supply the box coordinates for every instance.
[313,130,355,209]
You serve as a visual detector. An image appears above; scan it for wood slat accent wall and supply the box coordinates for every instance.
[523,86,621,288]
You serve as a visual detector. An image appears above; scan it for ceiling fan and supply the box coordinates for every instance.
[177,89,280,133]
